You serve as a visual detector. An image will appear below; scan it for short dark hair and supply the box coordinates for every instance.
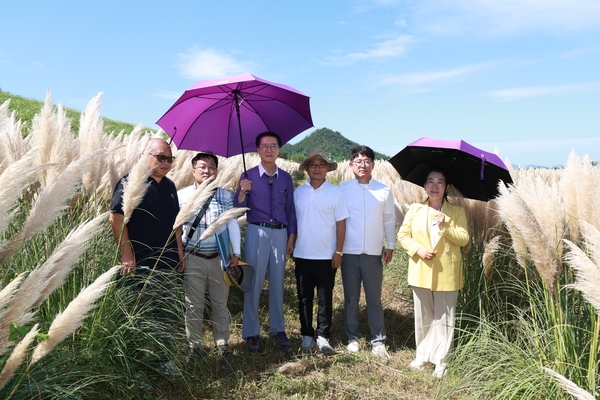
[191,151,218,169]
[350,145,375,162]
[255,131,282,147]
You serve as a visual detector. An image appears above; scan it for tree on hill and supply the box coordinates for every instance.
[280,127,389,162]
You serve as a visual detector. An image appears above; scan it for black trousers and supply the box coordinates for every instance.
[294,258,337,338]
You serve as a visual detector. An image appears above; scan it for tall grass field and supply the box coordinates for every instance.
[0,92,598,399]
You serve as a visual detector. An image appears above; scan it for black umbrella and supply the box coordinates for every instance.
[388,137,513,202]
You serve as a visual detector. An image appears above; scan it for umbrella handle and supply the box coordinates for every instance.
[480,154,485,180]
[233,90,248,174]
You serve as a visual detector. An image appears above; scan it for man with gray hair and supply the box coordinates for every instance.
[109,137,185,375]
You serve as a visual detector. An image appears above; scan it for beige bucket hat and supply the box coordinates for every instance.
[298,149,338,172]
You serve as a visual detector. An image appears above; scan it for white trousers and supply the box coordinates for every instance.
[412,286,458,367]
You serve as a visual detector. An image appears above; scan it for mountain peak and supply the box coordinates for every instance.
[280,127,389,162]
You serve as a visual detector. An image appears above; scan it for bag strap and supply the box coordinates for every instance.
[184,189,217,248]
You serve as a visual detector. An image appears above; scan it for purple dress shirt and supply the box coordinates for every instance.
[234,165,297,236]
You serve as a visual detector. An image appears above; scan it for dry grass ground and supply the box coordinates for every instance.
[165,250,456,400]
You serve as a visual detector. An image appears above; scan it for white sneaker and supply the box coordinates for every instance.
[301,335,314,351]
[409,359,427,370]
[432,364,447,378]
[371,345,391,360]
[347,340,359,353]
[316,336,334,355]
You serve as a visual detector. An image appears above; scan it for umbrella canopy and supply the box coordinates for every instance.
[388,137,513,202]
[156,73,313,171]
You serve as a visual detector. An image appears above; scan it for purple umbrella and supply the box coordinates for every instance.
[388,137,513,202]
[156,72,314,172]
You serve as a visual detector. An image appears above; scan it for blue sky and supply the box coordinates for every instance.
[2,0,599,167]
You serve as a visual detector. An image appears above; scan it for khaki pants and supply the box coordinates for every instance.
[184,254,230,347]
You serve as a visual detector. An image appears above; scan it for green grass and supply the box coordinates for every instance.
[0,90,146,136]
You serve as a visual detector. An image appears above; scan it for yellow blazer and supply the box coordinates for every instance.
[398,201,469,291]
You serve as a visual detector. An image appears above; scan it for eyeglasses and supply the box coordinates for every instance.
[194,165,217,172]
[307,162,327,169]
[259,144,279,150]
[149,154,175,163]
[352,159,372,166]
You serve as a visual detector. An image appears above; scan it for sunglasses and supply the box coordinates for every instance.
[149,154,175,163]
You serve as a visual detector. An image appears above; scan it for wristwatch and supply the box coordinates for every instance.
[335,251,343,256]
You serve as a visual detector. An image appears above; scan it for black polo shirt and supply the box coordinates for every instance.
[110,175,180,270]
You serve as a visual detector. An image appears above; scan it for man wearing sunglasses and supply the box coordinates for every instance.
[109,137,184,375]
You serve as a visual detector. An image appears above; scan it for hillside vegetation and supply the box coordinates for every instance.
[0,90,144,136]
[281,127,389,162]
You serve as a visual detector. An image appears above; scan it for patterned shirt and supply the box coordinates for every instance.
[178,186,234,253]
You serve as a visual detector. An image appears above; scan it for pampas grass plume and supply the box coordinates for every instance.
[30,265,120,365]
[0,324,39,390]
[482,235,501,281]
[198,207,249,242]
[121,154,153,225]
[0,212,110,352]
[276,359,310,375]
[31,212,110,308]
[563,221,600,314]
[542,367,595,400]
[173,176,218,230]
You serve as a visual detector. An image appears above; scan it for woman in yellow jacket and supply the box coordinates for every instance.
[398,166,469,378]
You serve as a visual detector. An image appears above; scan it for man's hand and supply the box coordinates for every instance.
[228,255,240,267]
[383,248,394,265]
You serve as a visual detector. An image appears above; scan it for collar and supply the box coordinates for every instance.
[306,177,328,189]
[258,163,279,177]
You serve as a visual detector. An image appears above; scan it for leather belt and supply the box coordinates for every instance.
[250,222,287,230]
[188,250,219,259]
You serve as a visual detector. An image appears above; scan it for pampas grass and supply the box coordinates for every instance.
[496,183,560,299]
[0,151,107,262]
[564,221,600,313]
[0,212,110,354]
[482,235,501,281]
[31,265,119,364]
[197,207,249,242]
[542,367,596,400]
[0,100,27,167]
[0,324,39,390]
[0,150,43,240]
[173,176,218,230]
[121,154,153,225]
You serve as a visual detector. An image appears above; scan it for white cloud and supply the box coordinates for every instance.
[487,83,600,101]
[378,63,484,87]
[411,0,600,36]
[175,47,252,80]
[327,34,414,65]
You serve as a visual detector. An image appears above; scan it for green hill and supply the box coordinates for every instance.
[280,127,389,162]
[0,90,142,136]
